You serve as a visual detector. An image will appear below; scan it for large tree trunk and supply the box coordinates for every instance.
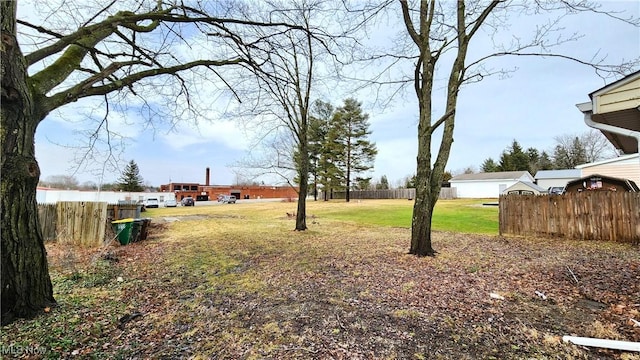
[1,1,56,324]
[312,169,317,201]
[410,198,436,256]
[296,178,308,230]
[404,0,470,257]
[295,126,309,231]
[345,165,351,203]
[409,145,437,256]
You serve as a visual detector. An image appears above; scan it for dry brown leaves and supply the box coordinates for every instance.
[7,220,640,360]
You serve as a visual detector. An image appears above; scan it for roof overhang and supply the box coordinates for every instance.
[576,71,640,154]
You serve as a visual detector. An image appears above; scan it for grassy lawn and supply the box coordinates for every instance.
[2,199,638,359]
[307,199,498,234]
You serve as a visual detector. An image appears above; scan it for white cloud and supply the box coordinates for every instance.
[158,120,250,151]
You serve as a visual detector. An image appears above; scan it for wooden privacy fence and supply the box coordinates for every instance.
[330,187,457,200]
[499,192,640,244]
[57,202,108,247]
[37,202,142,247]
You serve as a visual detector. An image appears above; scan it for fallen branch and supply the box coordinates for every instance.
[118,312,143,330]
[566,266,579,285]
[335,312,347,330]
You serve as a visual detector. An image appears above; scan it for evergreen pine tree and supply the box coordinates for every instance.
[570,137,587,166]
[355,176,372,190]
[330,98,377,202]
[526,147,540,174]
[376,175,390,190]
[481,158,499,172]
[308,100,334,201]
[537,151,554,171]
[118,160,145,192]
[498,140,530,172]
[404,174,417,189]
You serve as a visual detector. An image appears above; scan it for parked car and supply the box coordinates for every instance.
[220,195,236,204]
[548,186,565,195]
[165,199,177,207]
[145,198,159,208]
[181,197,195,206]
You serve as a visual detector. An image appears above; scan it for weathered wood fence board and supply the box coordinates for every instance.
[37,204,57,241]
[499,192,640,244]
[330,188,457,200]
[56,202,108,247]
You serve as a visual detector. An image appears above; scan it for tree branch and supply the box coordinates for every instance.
[45,58,246,112]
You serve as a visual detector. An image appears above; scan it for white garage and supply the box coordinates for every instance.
[449,171,534,198]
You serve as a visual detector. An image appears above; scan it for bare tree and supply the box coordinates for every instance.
[554,129,618,166]
[233,129,298,186]
[581,129,620,161]
[1,0,307,323]
[229,1,346,230]
[366,0,638,256]
[39,175,80,189]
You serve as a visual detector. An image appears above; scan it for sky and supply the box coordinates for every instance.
[25,1,640,188]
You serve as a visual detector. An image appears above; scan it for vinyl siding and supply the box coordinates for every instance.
[595,77,640,114]
[580,163,640,186]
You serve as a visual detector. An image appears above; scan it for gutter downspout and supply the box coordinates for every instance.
[576,102,640,168]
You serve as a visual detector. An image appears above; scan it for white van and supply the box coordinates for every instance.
[144,198,159,208]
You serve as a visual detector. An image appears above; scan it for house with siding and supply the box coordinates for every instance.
[449,171,534,198]
[534,169,582,190]
[574,70,640,190]
[576,70,639,178]
[575,153,640,185]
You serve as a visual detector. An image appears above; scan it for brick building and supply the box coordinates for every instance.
[160,168,299,201]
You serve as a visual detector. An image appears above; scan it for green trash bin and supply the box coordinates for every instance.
[131,219,143,243]
[112,218,135,245]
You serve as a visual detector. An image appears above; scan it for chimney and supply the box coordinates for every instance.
[205,167,210,186]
